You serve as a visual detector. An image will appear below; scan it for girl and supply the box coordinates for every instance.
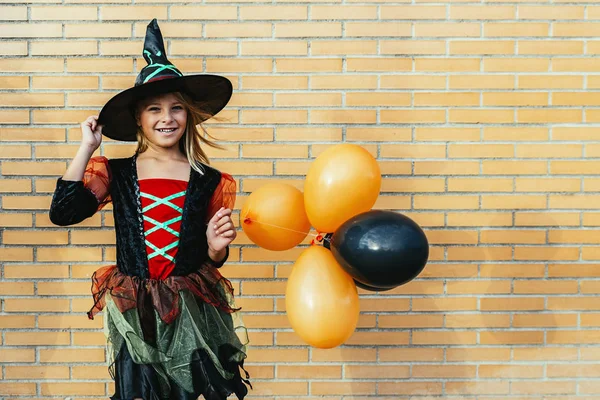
[49,19,250,400]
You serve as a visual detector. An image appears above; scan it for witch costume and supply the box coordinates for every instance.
[49,19,250,400]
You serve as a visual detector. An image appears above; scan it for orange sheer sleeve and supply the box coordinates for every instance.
[83,156,112,210]
[205,173,236,223]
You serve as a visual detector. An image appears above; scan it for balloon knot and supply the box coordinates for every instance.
[243,217,252,224]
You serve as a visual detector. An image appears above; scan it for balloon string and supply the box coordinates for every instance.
[243,217,314,236]
[242,211,331,246]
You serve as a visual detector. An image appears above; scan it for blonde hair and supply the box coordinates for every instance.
[135,92,225,173]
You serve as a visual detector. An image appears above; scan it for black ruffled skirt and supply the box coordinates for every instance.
[88,264,251,400]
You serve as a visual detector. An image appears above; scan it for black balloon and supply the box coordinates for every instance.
[353,279,393,292]
[327,210,429,290]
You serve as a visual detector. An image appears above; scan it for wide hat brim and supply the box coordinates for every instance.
[98,74,232,142]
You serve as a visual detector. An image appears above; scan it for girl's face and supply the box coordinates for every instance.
[137,93,187,150]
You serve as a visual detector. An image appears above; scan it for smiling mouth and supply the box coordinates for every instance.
[157,128,177,133]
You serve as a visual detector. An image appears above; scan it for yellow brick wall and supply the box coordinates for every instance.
[0,2,599,398]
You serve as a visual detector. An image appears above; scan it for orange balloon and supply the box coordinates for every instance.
[285,246,360,349]
[304,144,381,233]
[241,183,311,251]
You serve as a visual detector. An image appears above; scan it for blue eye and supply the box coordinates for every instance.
[173,105,184,110]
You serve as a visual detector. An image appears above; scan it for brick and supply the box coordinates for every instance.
[416,22,480,37]
[0,41,27,55]
[3,161,66,176]
[0,349,35,363]
[516,212,580,226]
[206,59,272,73]
[346,22,410,37]
[450,74,514,89]
[41,382,105,395]
[514,313,577,327]
[208,127,273,142]
[0,127,65,141]
[517,246,580,261]
[276,22,341,37]
[243,76,308,90]
[451,5,515,19]
[5,366,69,380]
[414,195,479,209]
[379,382,442,396]
[484,91,548,106]
[240,5,307,20]
[447,280,512,294]
[171,6,236,20]
[521,75,582,89]
[5,298,69,312]
[4,230,68,245]
[0,315,35,328]
[447,348,511,362]
[347,59,410,74]
[447,212,512,226]
[171,41,237,56]
[242,144,307,158]
[311,348,376,362]
[275,93,341,107]
[276,58,341,72]
[382,109,446,124]
[37,247,103,262]
[40,348,105,363]
[485,58,549,72]
[480,330,544,344]
[0,92,64,107]
[0,383,36,395]
[378,314,443,328]
[67,58,133,73]
[0,6,27,20]
[102,5,166,20]
[0,178,32,191]
[98,41,139,56]
[33,109,98,124]
[65,23,131,38]
[448,246,512,261]
[312,75,377,90]
[417,92,480,106]
[485,126,548,141]
[0,282,34,295]
[277,365,341,379]
[0,23,61,38]
[206,23,271,38]
[516,177,580,192]
[311,40,377,55]
[72,365,112,379]
[450,108,515,123]
[39,314,102,329]
[481,297,544,311]
[250,382,308,396]
[512,381,576,395]
[0,247,33,261]
[5,332,70,346]
[31,40,97,55]
[31,5,97,19]
[413,365,476,378]
[485,23,549,37]
[382,74,446,89]
[448,178,513,193]
[446,381,510,395]
[480,263,545,278]
[32,75,99,89]
[242,41,307,56]
[413,297,477,311]
[242,110,307,124]
[383,5,445,19]
[311,5,377,19]
[4,264,69,278]
[312,382,376,396]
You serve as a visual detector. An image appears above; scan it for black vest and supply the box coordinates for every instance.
[109,156,221,278]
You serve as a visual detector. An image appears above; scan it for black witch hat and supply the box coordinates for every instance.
[98,19,232,142]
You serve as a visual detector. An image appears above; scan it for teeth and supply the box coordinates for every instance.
[158,128,176,133]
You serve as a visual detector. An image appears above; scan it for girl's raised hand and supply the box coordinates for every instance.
[207,207,237,253]
[81,116,103,152]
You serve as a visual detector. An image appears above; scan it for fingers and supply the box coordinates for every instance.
[215,221,233,235]
[210,207,231,225]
